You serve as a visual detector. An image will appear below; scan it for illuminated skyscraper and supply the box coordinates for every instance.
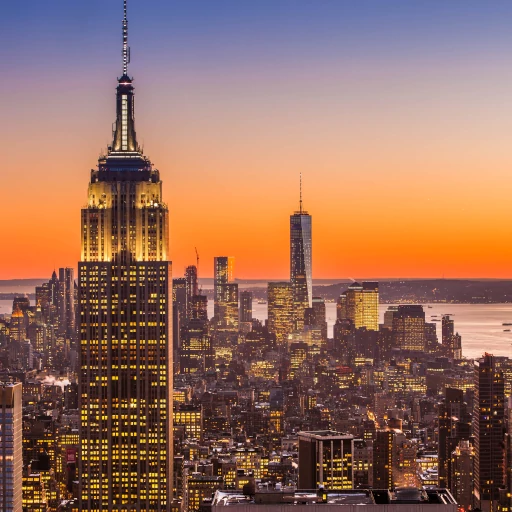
[392,305,425,352]
[290,176,312,325]
[267,282,294,346]
[79,3,172,509]
[339,282,379,331]
[0,383,22,512]
[213,257,238,331]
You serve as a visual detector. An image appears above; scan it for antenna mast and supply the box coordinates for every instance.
[299,172,303,214]
[122,0,130,75]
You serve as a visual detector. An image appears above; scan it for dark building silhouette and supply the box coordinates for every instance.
[473,354,505,511]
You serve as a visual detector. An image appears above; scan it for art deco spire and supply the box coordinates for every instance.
[111,0,138,153]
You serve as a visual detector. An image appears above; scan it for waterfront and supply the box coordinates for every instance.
[2,300,511,360]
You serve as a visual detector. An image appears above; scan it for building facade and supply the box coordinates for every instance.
[0,382,22,512]
[79,4,172,510]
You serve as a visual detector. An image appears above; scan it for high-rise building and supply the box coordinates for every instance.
[213,257,238,331]
[339,282,379,331]
[179,319,213,374]
[290,180,312,326]
[392,305,425,352]
[373,429,394,490]
[58,268,76,341]
[473,354,505,512]
[442,316,462,359]
[437,388,470,490]
[298,430,354,490]
[0,382,22,512]
[311,297,327,342]
[450,440,474,511]
[185,265,198,300]
[173,277,188,354]
[267,282,294,346]
[79,3,172,509]
[239,291,253,324]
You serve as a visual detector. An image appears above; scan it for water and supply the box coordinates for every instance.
[243,302,512,360]
[3,299,510,360]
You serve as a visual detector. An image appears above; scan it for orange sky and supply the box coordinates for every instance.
[2,2,512,280]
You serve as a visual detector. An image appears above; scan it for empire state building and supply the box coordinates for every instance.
[79,2,172,510]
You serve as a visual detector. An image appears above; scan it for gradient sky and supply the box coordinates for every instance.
[2,1,512,279]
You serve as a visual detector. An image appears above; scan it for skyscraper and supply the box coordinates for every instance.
[473,354,505,512]
[267,282,294,346]
[0,382,22,512]
[339,282,379,331]
[213,257,238,332]
[290,177,312,325]
[58,267,76,341]
[239,291,253,324]
[79,3,172,509]
[392,305,426,352]
[185,265,198,318]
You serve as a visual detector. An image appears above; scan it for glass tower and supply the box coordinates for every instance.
[79,2,172,510]
[290,183,312,323]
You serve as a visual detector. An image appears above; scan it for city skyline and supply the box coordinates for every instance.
[3,1,512,279]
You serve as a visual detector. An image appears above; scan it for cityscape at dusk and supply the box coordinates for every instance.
[3,2,512,512]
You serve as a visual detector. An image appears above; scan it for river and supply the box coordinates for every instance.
[1,300,510,360]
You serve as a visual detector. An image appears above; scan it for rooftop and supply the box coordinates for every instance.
[212,488,457,508]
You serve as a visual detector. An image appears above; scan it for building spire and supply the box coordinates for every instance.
[299,172,303,214]
[122,0,130,76]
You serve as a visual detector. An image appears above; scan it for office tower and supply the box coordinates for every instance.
[79,3,172,509]
[289,342,308,380]
[213,256,234,319]
[10,304,26,342]
[383,306,398,329]
[339,282,379,331]
[450,440,474,511]
[298,431,354,490]
[392,305,426,352]
[311,297,327,342]
[213,257,238,332]
[473,354,505,511]
[189,295,208,323]
[58,268,75,340]
[239,291,253,323]
[438,388,470,490]
[267,282,294,346]
[179,319,213,374]
[373,429,394,490]
[1,383,22,512]
[290,179,312,326]
[442,315,454,346]
[185,265,198,302]
[173,278,187,354]
[442,315,462,359]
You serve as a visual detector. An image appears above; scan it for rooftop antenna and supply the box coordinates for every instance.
[122,0,130,75]
[299,172,303,214]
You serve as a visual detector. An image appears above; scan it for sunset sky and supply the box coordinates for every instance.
[2,1,512,279]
